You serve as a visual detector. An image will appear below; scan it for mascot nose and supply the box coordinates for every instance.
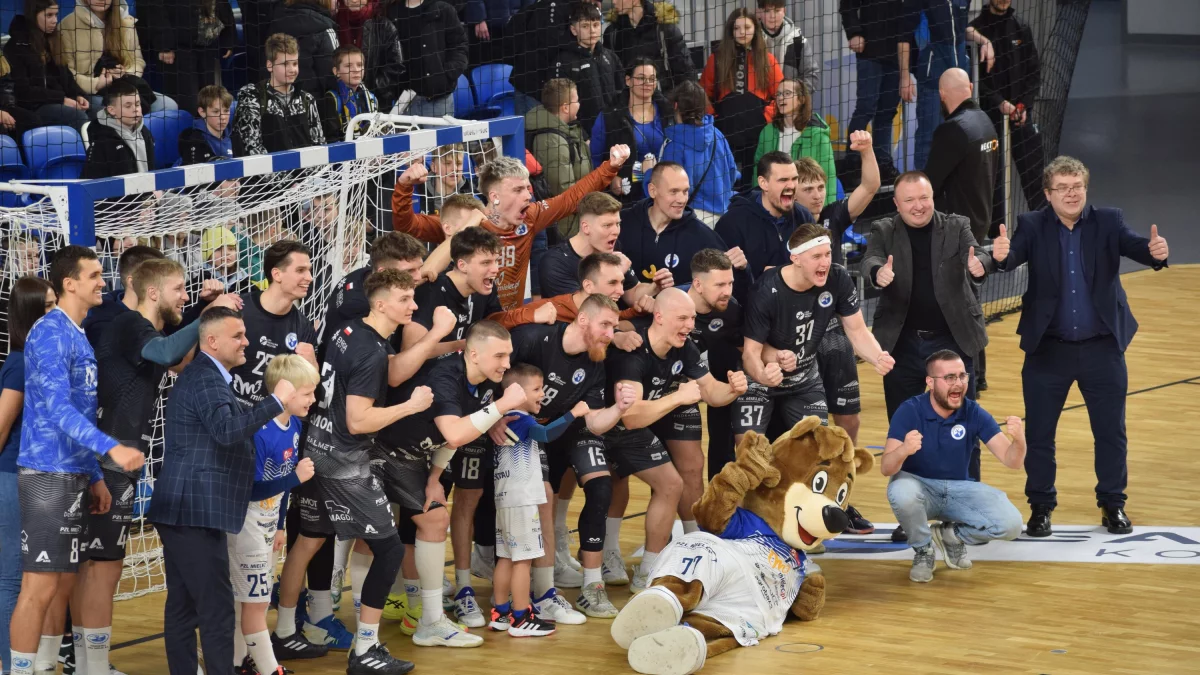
[822,505,849,535]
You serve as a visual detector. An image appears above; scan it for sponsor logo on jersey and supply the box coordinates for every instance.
[818,292,833,308]
[664,253,680,268]
[652,377,665,386]
[572,368,586,384]
[118,484,135,505]
[548,372,566,386]
[35,551,50,563]
[671,360,683,375]
[709,318,724,332]
[326,501,353,521]
[21,530,28,553]
[259,335,278,348]
[346,282,354,290]
[364,524,378,534]
[837,398,846,406]
[292,433,300,449]
[651,452,664,461]
[85,363,97,388]
[285,333,299,350]
[59,525,81,534]
[515,223,529,236]
[65,492,84,517]
[796,310,812,321]
[951,424,967,440]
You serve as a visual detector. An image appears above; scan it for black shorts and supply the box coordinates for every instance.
[732,380,828,437]
[650,405,703,443]
[18,469,90,573]
[87,469,138,561]
[304,474,397,540]
[448,443,492,490]
[546,428,609,491]
[604,427,670,479]
[817,322,861,416]
[369,443,432,515]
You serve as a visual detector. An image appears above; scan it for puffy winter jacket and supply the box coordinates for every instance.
[752,113,836,204]
[59,6,147,95]
[268,1,341,96]
[761,16,820,95]
[525,104,592,235]
[387,0,468,99]
[4,15,88,109]
[654,116,739,216]
[603,1,694,93]
[553,42,623,136]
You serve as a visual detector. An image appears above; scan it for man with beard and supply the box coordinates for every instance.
[881,350,1024,583]
[607,288,748,593]
[72,260,235,674]
[507,294,635,619]
[738,224,895,446]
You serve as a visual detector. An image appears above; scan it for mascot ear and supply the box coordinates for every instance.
[785,416,824,441]
[853,446,875,475]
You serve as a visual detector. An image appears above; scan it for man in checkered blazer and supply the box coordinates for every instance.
[148,306,300,675]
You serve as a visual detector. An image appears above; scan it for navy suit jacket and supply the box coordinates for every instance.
[1002,205,1166,353]
[147,354,283,533]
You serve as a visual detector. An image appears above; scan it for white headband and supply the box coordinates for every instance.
[789,235,831,255]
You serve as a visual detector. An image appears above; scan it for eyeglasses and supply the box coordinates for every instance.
[776,90,797,100]
[631,75,657,84]
[1049,185,1086,195]
[933,373,970,384]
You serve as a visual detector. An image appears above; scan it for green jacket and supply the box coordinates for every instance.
[752,115,836,206]
[525,104,593,235]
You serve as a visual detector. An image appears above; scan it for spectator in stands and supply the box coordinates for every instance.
[421,143,477,215]
[526,78,591,236]
[139,0,236,113]
[59,0,176,113]
[4,0,91,130]
[656,81,738,227]
[232,33,325,157]
[752,78,835,206]
[268,0,341,96]
[554,2,622,137]
[81,78,155,179]
[969,0,1047,225]
[0,56,42,147]
[701,8,783,189]
[387,0,468,117]
[463,0,532,66]
[506,0,574,114]
[0,276,55,675]
[756,0,819,94]
[840,0,903,167]
[318,44,380,141]
[198,225,265,296]
[335,0,404,111]
[603,0,694,93]
[177,84,234,163]
[590,58,671,206]
[4,234,43,280]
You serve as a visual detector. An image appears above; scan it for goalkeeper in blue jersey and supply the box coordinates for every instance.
[489,363,590,639]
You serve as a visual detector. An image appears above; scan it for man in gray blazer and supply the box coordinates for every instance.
[864,171,994,424]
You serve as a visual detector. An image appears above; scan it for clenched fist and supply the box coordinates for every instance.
[199,278,225,301]
[761,362,784,388]
[295,342,316,362]
[1005,416,1024,439]
[431,305,457,339]
[608,144,632,168]
[675,380,702,406]
[107,445,145,473]
[407,385,434,412]
[295,457,315,483]
[848,130,873,153]
[902,429,923,455]
[727,370,748,395]
[874,351,895,376]
[399,163,429,186]
[725,246,748,270]
[776,349,798,373]
[500,381,528,409]
[612,331,643,352]
[533,302,557,324]
[614,382,637,411]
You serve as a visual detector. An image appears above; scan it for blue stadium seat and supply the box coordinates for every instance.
[22,126,86,180]
[0,135,30,207]
[470,64,514,107]
[145,110,195,169]
[452,74,475,118]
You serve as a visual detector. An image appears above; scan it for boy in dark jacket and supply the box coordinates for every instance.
[82,78,156,179]
[232,34,325,157]
[178,84,234,162]
[318,44,379,141]
[603,0,694,93]
[388,0,468,116]
[554,2,623,136]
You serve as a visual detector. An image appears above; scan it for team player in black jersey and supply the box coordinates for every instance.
[81,259,239,675]
[739,223,895,446]
[507,294,636,618]
[606,288,748,593]
[273,269,431,674]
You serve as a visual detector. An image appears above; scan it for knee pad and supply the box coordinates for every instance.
[579,476,612,552]
[364,534,405,573]
[360,535,405,608]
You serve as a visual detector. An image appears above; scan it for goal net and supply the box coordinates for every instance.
[0,115,522,599]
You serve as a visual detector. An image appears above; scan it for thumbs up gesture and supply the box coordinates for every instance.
[1149,224,1169,261]
[876,255,895,288]
[967,245,985,278]
[992,224,1010,262]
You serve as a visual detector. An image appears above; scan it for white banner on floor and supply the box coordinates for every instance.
[819,526,1200,565]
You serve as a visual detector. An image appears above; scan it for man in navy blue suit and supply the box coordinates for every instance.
[992,156,1169,537]
[147,306,300,675]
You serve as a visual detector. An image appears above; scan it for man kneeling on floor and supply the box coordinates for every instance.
[881,349,1024,583]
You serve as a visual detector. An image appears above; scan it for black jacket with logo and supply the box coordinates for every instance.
[969,5,1040,113]
[922,98,998,242]
[553,42,623,136]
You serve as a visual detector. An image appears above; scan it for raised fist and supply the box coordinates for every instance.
[608,144,632,168]
[533,302,557,325]
[727,370,748,395]
[675,380,702,406]
[431,305,457,339]
[615,382,637,411]
[399,163,429,186]
[501,381,528,409]
[295,457,315,483]
[762,362,784,388]
[903,429,923,455]
[408,385,434,412]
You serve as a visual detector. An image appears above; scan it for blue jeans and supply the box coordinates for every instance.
[0,471,22,672]
[406,94,455,118]
[887,471,1022,550]
[914,41,970,169]
[848,56,900,165]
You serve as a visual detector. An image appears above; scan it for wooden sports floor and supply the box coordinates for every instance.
[106,266,1200,674]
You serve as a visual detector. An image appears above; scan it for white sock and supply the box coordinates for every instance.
[36,635,58,672]
[582,567,602,586]
[274,605,297,638]
[308,589,333,624]
[10,650,36,675]
[404,579,421,611]
[233,603,246,665]
[682,520,699,534]
[532,565,555,599]
[244,630,278,672]
[414,540,446,624]
[454,568,471,591]
[82,627,110,674]
[641,550,660,575]
[68,628,87,675]
[604,517,623,552]
[354,621,380,656]
[555,500,570,536]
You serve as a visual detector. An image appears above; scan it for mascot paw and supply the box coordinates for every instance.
[628,625,707,675]
[612,586,685,650]
[735,431,781,488]
[793,573,826,621]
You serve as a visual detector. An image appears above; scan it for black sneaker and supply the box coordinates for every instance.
[59,635,75,675]
[508,611,556,637]
[347,643,415,675]
[236,655,261,675]
[844,505,874,534]
[891,524,908,543]
[271,630,330,660]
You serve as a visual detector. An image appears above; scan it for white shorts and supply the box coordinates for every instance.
[228,513,279,603]
[494,505,544,562]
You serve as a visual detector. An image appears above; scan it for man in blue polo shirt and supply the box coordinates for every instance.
[881,349,1024,583]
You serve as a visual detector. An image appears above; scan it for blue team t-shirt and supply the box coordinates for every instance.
[887,393,1001,481]
[254,415,302,482]
[0,350,25,473]
[717,507,805,571]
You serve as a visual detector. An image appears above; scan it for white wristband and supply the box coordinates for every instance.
[431,446,456,470]
[469,403,502,434]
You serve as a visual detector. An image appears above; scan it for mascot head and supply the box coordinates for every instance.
[741,417,874,553]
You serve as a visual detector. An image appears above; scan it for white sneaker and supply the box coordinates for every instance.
[453,588,487,628]
[554,556,584,588]
[628,625,707,675]
[611,585,684,649]
[470,545,495,581]
[554,525,583,571]
[630,565,650,594]
[442,574,456,597]
[330,564,345,611]
[575,582,618,619]
[534,589,588,625]
[412,616,484,648]
[602,549,629,586]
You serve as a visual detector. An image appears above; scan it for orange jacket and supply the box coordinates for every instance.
[390,162,619,309]
[488,292,643,330]
[699,51,784,124]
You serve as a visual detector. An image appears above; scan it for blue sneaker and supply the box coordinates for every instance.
[303,614,354,650]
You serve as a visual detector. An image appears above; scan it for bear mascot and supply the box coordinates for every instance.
[610,417,874,674]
